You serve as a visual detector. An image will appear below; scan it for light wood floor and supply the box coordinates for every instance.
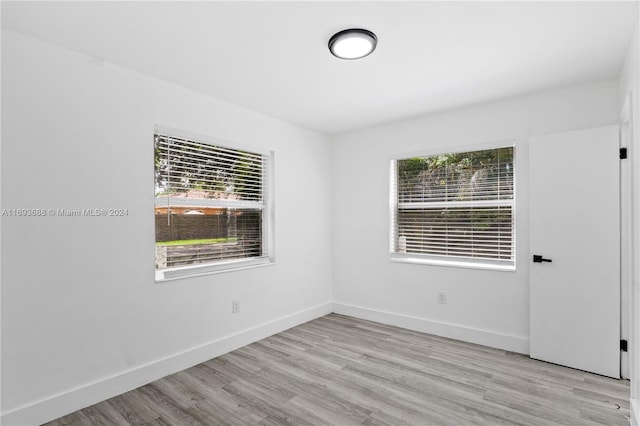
[45,314,630,425]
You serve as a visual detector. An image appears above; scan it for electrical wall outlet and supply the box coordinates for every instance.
[232,300,240,313]
[437,292,447,304]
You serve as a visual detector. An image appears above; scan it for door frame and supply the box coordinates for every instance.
[620,93,633,379]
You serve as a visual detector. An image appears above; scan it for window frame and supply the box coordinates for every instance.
[389,140,516,272]
[154,126,275,282]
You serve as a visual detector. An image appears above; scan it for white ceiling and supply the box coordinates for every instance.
[2,1,638,135]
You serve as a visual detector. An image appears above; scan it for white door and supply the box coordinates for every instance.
[530,125,620,378]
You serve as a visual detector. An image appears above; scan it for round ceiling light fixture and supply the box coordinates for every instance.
[328,28,377,60]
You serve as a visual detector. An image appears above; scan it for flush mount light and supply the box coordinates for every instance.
[328,28,377,60]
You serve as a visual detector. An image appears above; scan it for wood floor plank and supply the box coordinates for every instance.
[104,391,160,425]
[135,385,206,426]
[80,402,131,426]
[42,314,630,425]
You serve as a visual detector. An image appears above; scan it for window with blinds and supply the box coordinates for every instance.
[154,130,273,280]
[390,145,515,270]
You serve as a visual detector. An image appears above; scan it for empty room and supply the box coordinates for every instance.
[2,1,640,425]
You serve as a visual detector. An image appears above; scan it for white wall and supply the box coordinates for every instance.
[619,20,640,426]
[331,79,620,354]
[1,29,333,425]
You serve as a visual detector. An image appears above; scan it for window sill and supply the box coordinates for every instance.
[390,254,515,272]
[156,256,275,282]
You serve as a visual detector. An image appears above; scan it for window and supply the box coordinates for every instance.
[390,144,515,270]
[154,128,273,281]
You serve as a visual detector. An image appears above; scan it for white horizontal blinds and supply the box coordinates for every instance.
[154,133,266,270]
[394,146,514,263]
[398,147,513,203]
[396,207,513,260]
[158,209,263,268]
[155,134,265,204]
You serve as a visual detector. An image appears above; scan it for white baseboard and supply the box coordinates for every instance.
[332,302,530,354]
[1,303,332,426]
[631,398,639,426]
